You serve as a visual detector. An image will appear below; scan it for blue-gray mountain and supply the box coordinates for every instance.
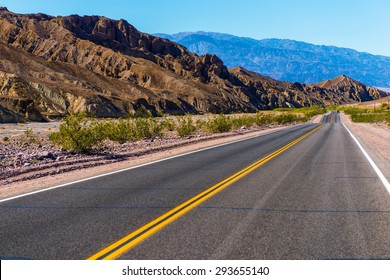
[156,32,390,87]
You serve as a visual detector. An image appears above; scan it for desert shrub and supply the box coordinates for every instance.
[2,136,9,142]
[381,102,389,110]
[301,107,327,120]
[49,112,104,153]
[134,118,163,139]
[342,106,390,125]
[195,119,206,131]
[343,107,367,115]
[148,118,164,138]
[160,117,176,131]
[254,112,273,126]
[205,114,232,133]
[350,113,389,123]
[274,113,300,124]
[102,118,136,144]
[100,117,164,143]
[231,115,256,129]
[134,118,150,139]
[23,128,38,144]
[177,116,197,137]
[273,106,327,122]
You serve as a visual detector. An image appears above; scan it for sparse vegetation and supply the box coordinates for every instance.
[49,113,169,151]
[24,128,38,144]
[135,118,164,139]
[202,107,325,133]
[101,118,136,144]
[49,112,105,153]
[48,108,326,153]
[274,106,327,121]
[205,114,233,133]
[2,136,9,142]
[177,116,197,137]
[339,106,390,126]
[160,117,176,131]
[380,102,389,111]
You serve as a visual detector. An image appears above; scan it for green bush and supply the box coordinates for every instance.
[205,114,233,133]
[342,106,390,125]
[49,112,104,153]
[48,108,325,153]
[273,106,326,122]
[254,112,273,126]
[274,113,300,124]
[381,103,389,110]
[177,116,197,137]
[160,117,176,131]
[134,118,163,139]
[100,118,164,143]
[195,119,206,130]
[49,112,169,152]
[350,113,390,123]
[230,115,255,129]
[23,128,39,144]
[102,119,137,144]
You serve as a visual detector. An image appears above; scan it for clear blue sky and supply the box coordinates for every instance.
[1,0,389,56]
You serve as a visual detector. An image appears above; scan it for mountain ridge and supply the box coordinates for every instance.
[157,31,390,87]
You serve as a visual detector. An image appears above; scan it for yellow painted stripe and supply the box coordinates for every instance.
[329,116,333,123]
[87,124,323,260]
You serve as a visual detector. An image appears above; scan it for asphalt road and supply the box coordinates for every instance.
[1,111,390,259]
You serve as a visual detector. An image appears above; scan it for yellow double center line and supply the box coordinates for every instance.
[87,124,323,260]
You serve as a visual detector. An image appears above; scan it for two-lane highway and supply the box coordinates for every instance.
[1,111,389,259]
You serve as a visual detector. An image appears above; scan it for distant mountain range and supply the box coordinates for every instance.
[156,32,390,87]
[0,8,387,122]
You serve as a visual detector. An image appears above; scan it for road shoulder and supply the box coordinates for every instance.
[341,113,390,183]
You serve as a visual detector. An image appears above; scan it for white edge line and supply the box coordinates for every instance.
[342,123,390,193]
[0,124,311,203]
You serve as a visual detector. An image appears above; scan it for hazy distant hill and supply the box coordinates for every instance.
[156,32,390,87]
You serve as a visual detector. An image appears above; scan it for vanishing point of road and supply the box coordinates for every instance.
[1,111,390,259]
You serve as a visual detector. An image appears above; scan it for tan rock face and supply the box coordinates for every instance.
[313,75,387,102]
[0,9,387,122]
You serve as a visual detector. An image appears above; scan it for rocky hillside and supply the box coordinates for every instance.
[229,67,386,107]
[158,32,390,87]
[0,8,387,122]
[314,75,384,102]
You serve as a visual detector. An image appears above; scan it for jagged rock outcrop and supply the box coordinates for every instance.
[0,8,387,122]
[313,75,385,102]
[229,67,387,108]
